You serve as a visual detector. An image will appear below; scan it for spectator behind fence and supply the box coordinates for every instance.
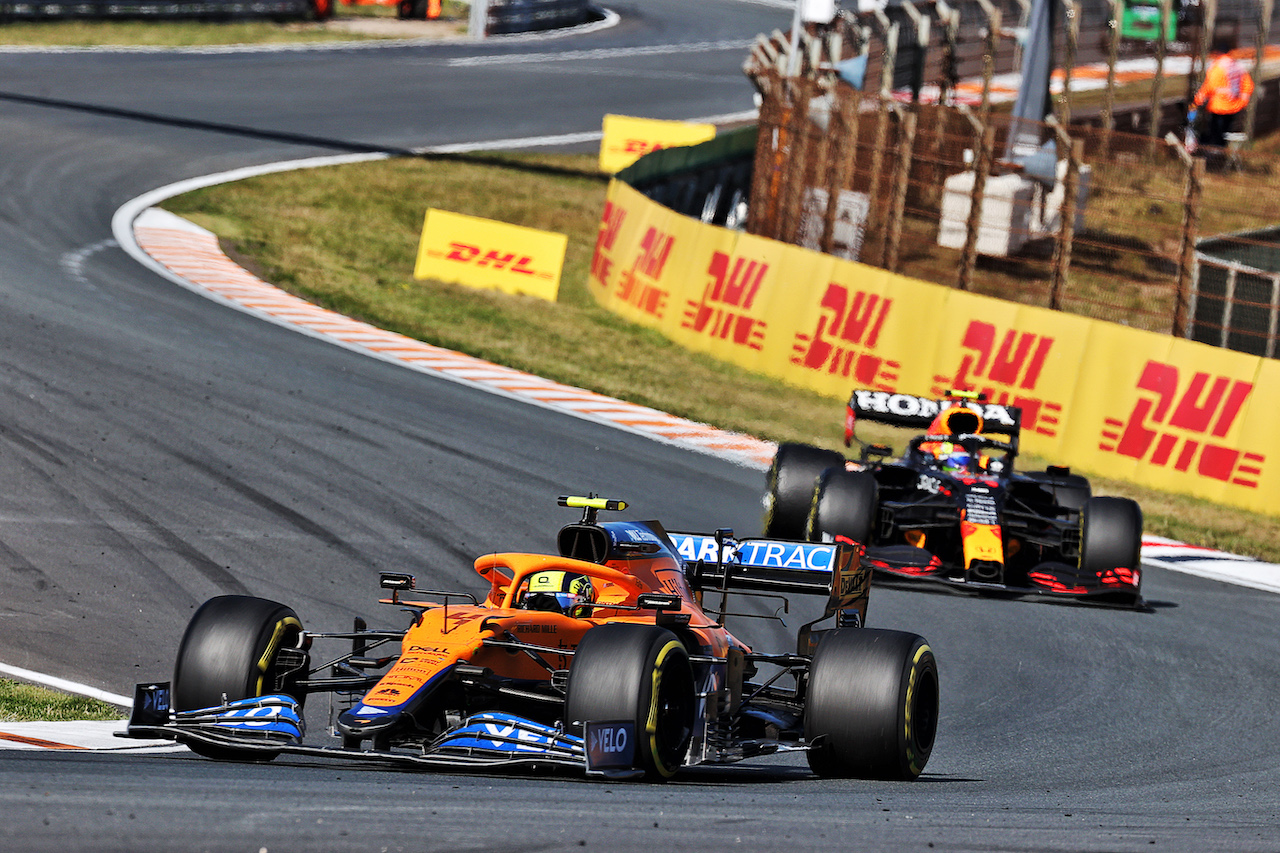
[1189,34,1255,150]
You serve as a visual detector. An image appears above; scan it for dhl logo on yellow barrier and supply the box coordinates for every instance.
[414,208,567,302]
[598,114,717,174]
[589,179,1280,516]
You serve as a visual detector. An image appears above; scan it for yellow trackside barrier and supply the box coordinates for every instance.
[589,178,1280,515]
[598,115,718,174]
[414,208,567,302]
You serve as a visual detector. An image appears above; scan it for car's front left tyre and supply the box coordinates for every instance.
[171,594,305,761]
[564,624,695,780]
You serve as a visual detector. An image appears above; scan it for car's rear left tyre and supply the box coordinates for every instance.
[763,443,845,540]
[806,468,878,547]
[172,595,305,761]
[1079,496,1143,580]
[804,628,938,780]
[564,624,695,780]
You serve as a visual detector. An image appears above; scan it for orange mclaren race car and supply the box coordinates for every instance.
[122,496,939,781]
[763,390,1145,608]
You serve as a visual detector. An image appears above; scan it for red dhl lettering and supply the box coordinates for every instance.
[933,321,1062,437]
[622,139,668,155]
[790,283,897,388]
[1099,360,1263,487]
[616,268,669,318]
[596,201,626,253]
[703,251,766,310]
[954,322,1053,391]
[679,251,770,348]
[443,243,543,277]
[635,227,674,280]
[590,202,627,289]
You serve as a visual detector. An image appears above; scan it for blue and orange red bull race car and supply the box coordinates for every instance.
[121,496,939,781]
[763,390,1145,608]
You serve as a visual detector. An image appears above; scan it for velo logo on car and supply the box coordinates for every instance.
[414,208,568,302]
[1100,360,1264,488]
[597,114,716,174]
[932,320,1064,438]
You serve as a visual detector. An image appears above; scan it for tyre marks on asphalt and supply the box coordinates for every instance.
[133,208,776,469]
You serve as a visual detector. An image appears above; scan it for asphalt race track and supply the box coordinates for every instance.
[1,2,1279,850]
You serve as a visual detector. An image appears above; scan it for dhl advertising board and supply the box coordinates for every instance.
[589,179,1278,515]
[598,115,718,174]
[415,208,567,302]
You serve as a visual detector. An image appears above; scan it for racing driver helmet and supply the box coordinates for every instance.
[521,570,596,618]
[939,446,971,474]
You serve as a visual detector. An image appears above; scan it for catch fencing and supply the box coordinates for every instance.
[745,54,1280,355]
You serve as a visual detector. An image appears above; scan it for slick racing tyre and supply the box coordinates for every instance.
[763,443,845,540]
[806,468,878,547]
[804,628,938,780]
[1079,496,1143,580]
[172,595,305,761]
[565,624,695,780]
[1025,470,1092,514]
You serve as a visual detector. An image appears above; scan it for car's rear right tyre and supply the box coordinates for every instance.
[763,443,845,540]
[564,624,695,780]
[806,468,878,547]
[804,628,938,780]
[172,595,305,761]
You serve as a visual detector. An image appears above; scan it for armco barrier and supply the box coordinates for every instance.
[589,178,1279,517]
[482,0,590,34]
[0,0,315,19]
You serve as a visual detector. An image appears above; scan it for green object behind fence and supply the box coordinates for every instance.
[1120,0,1175,41]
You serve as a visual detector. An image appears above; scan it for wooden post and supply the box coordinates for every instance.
[959,122,996,292]
[780,79,815,244]
[1102,0,1121,156]
[821,90,863,256]
[935,0,960,106]
[1191,0,1219,103]
[1049,132,1083,310]
[885,110,919,273]
[1148,0,1173,139]
[1058,0,1080,124]
[975,0,1001,123]
[866,13,899,266]
[746,72,784,238]
[1174,145,1205,338]
[1245,0,1273,139]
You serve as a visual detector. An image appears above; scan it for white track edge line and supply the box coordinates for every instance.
[0,662,132,708]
